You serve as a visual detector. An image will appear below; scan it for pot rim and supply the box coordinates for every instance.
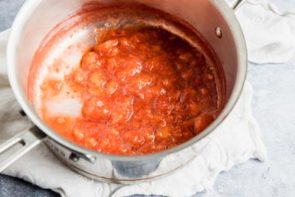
[7,0,247,162]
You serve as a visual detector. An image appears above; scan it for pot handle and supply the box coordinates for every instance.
[231,0,246,10]
[0,126,46,172]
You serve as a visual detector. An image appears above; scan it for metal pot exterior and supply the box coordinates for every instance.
[6,0,247,183]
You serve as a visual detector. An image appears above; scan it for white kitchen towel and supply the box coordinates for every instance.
[229,0,295,64]
[2,0,294,195]
[0,32,266,197]
[0,33,266,197]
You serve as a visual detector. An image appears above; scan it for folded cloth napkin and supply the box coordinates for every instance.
[0,37,266,197]
[4,0,295,195]
[232,0,295,64]
[0,31,266,197]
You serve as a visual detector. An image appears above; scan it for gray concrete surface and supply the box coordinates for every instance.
[1,0,295,197]
[0,0,25,31]
[0,174,59,197]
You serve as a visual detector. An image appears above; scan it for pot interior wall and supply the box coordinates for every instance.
[16,0,238,105]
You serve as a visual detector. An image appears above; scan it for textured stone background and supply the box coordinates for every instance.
[1,0,295,197]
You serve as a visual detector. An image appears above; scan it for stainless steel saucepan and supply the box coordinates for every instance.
[0,0,246,183]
